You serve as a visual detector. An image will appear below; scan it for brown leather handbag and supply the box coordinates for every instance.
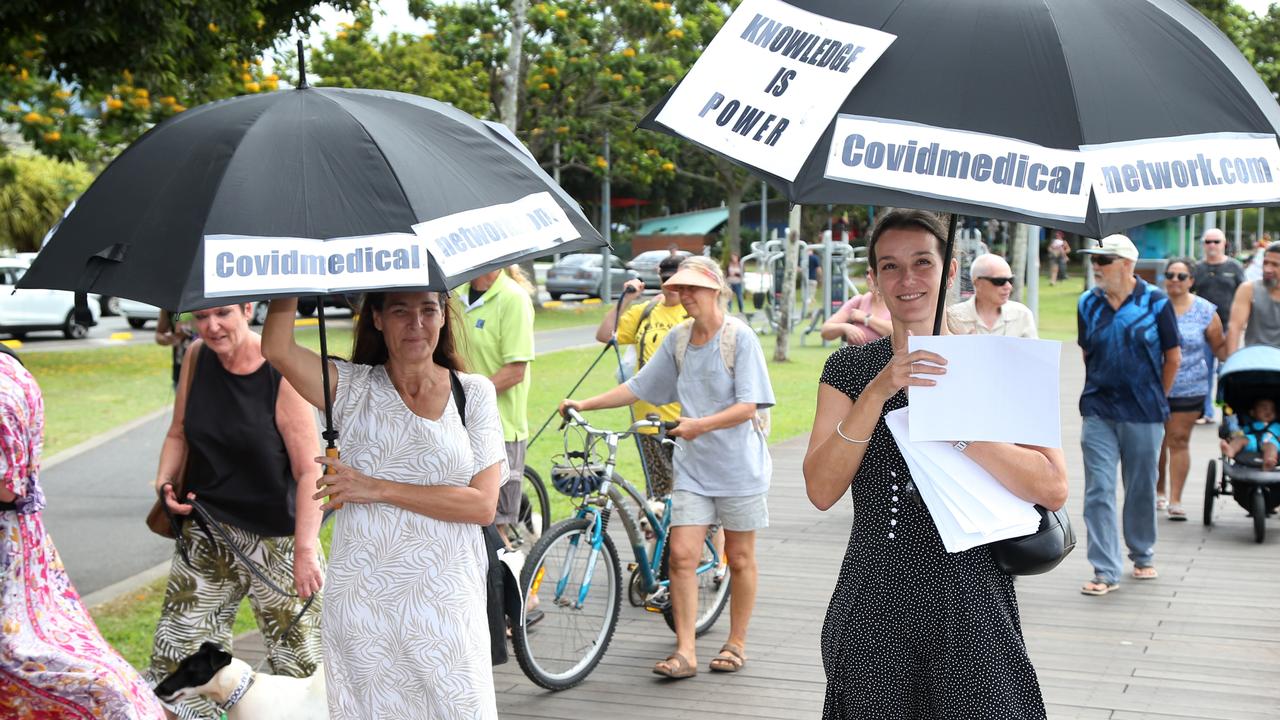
[145,340,200,538]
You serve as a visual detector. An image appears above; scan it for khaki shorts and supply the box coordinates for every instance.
[496,440,526,525]
[670,489,769,532]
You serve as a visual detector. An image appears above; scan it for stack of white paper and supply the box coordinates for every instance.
[885,408,1041,553]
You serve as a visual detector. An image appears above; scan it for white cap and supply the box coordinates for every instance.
[1079,234,1139,261]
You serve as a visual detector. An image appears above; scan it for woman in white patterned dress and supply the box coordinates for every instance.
[263,291,507,719]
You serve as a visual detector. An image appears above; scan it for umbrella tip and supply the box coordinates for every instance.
[296,38,308,89]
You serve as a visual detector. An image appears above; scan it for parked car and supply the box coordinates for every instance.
[296,294,361,317]
[0,258,100,339]
[545,254,637,300]
[121,298,271,328]
[17,251,120,316]
[627,249,691,289]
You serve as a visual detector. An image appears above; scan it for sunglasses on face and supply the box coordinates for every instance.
[1165,271,1190,281]
[1089,255,1117,266]
[977,276,1015,287]
[1203,239,1223,245]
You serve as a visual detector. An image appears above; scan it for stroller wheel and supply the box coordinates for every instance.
[1203,460,1217,527]
[1252,486,1266,544]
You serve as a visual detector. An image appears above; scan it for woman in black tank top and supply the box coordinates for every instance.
[144,303,326,717]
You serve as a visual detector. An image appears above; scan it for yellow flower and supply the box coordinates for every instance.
[667,28,684,39]
[53,89,71,100]
[265,74,279,82]
[645,148,659,156]
[254,58,263,66]
[622,47,636,58]
[21,111,41,124]
[263,79,278,91]
[337,31,348,40]
[42,131,60,143]
[545,67,558,76]
[158,95,176,105]
[33,33,45,43]
[661,161,675,172]
[134,88,149,98]
[18,68,28,81]
[555,9,568,18]
[538,82,551,90]
[531,127,544,135]
[5,104,21,113]
[104,97,124,111]
[245,82,261,93]
[241,73,252,83]
[122,69,133,82]
[352,21,363,29]
[611,73,623,81]
[652,1,669,10]
[556,125,569,134]
[595,155,608,168]
[172,104,187,113]
[424,33,435,40]
[256,17,265,29]
[130,97,150,109]
[208,22,219,33]
[50,107,65,116]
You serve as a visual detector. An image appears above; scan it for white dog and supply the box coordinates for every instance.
[154,642,327,720]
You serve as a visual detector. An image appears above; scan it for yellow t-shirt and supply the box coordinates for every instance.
[616,299,687,427]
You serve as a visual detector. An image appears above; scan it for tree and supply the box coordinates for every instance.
[0,0,356,162]
[0,153,92,252]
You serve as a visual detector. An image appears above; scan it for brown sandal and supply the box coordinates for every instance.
[709,642,746,672]
[653,652,697,679]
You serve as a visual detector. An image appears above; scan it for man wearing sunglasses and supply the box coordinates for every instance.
[1076,234,1181,596]
[1192,228,1245,422]
[946,253,1038,338]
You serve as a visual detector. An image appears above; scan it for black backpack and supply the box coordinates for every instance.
[449,370,521,665]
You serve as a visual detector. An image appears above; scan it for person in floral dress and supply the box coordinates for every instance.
[0,352,165,719]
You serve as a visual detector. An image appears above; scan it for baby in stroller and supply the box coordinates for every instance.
[1221,398,1280,471]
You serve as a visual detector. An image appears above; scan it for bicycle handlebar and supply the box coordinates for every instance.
[562,406,675,438]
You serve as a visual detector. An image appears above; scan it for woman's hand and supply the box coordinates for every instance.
[313,456,385,511]
[159,483,195,516]
[668,416,707,441]
[293,548,324,599]
[865,346,948,402]
[558,399,582,417]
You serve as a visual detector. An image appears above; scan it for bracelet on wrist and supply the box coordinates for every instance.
[835,420,874,444]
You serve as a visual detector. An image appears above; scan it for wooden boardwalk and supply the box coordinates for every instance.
[239,348,1280,719]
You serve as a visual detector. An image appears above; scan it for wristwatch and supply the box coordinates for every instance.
[952,440,971,453]
[861,312,871,327]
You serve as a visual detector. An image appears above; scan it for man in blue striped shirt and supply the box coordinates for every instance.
[1077,234,1181,597]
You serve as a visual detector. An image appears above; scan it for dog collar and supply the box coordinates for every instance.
[219,671,256,713]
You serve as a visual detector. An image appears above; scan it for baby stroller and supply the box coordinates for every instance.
[1204,345,1280,543]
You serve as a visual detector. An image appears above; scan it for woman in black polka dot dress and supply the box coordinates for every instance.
[803,209,1068,719]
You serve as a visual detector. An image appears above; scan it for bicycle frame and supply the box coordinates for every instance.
[549,411,721,611]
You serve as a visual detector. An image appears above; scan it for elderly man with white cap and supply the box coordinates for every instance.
[947,253,1038,338]
[1076,234,1181,597]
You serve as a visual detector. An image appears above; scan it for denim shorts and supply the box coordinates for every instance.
[670,489,769,531]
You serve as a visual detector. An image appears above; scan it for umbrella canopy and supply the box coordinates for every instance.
[19,87,604,309]
[641,0,1280,237]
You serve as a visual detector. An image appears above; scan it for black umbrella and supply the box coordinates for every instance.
[641,0,1280,329]
[20,85,602,311]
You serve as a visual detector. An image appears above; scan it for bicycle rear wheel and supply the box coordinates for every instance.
[660,529,731,637]
[512,516,621,691]
[505,466,552,550]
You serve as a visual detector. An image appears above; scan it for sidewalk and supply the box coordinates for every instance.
[235,346,1280,719]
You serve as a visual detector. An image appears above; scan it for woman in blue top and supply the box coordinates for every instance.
[1157,258,1227,520]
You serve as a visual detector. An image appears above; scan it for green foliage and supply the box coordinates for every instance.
[0,153,93,252]
[0,1,353,163]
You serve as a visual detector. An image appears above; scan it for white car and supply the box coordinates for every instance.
[0,258,100,339]
[118,297,162,329]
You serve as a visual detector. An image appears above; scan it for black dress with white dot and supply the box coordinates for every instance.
[818,338,1046,720]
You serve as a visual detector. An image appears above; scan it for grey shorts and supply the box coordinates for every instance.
[496,440,526,525]
[670,489,769,532]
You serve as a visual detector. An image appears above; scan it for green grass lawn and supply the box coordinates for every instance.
[532,302,608,332]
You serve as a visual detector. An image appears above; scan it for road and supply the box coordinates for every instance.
[40,323,600,602]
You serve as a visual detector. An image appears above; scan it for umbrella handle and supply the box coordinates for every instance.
[324,446,343,510]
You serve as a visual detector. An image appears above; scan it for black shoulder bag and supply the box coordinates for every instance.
[449,370,521,665]
[991,505,1076,576]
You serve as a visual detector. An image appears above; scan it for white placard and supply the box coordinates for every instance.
[413,192,580,279]
[653,0,894,181]
[906,335,1062,448]
[204,232,429,297]
[825,116,1091,223]
[1084,132,1280,213]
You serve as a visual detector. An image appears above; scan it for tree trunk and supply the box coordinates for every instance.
[724,185,744,261]
[1010,222,1027,300]
[774,205,801,362]
[500,0,526,132]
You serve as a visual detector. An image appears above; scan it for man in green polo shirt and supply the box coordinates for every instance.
[456,267,535,544]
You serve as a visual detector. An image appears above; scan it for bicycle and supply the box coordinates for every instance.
[504,465,552,550]
[510,408,731,691]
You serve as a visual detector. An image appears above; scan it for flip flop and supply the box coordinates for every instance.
[1133,566,1159,580]
[653,652,697,679]
[1167,504,1187,521]
[709,642,746,673]
[1080,578,1119,596]
[1156,495,1168,511]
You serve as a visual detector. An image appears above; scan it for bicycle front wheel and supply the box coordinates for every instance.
[506,466,552,550]
[512,516,622,691]
[660,530,731,637]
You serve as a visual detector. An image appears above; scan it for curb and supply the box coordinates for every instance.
[43,406,171,471]
[83,561,171,611]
